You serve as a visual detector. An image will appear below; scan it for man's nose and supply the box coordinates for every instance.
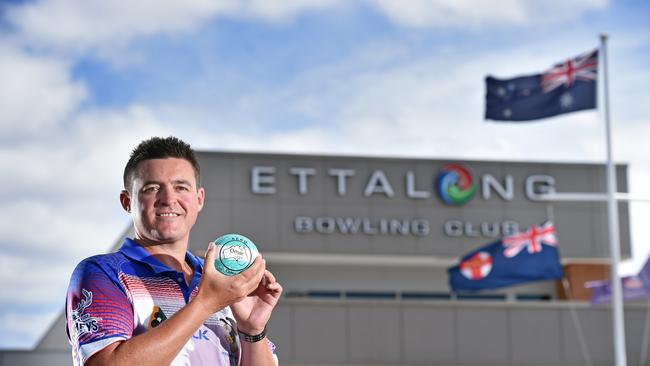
[156,186,176,205]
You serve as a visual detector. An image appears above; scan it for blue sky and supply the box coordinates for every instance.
[1,0,649,349]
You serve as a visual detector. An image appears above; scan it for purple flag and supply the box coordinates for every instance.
[587,276,650,305]
[587,254,650,304]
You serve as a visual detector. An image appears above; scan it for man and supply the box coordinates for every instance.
[65,136,282,365]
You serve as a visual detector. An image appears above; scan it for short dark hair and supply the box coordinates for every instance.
[123,136,201,191]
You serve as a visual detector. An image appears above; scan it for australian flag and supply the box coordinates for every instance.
[448,221,563,292]
[485,49,598,121]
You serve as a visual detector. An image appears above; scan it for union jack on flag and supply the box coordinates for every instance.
[502,221,557,258]
[541,50,598,92]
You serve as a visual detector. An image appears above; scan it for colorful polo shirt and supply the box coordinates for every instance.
[66,238,254,365]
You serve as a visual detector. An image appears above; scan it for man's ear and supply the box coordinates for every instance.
[197,187,205,212]
[120,190,131,213]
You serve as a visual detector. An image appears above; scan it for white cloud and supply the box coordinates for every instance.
[0,105,170,197]
[206,127,332,154]
[368,0,607,29]
[369,0,528,28]
[0,252,74,304]
[242,0,344,22]
[0,43,86,139]
[0,104,172,310]
[5,0,345,57]
[146,33,641,168]
[0,199,126,257]
[7,0,610,61]
[7,0,238,54]
[0,310,60,349]
[246,43,604,162]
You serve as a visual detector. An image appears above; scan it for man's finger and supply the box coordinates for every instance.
[263,270,276,284]
[266,282,282,292]
[235,257,265,290]
[242,257,265,277]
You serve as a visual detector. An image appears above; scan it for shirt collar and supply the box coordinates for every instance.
[119,238,204,274]
[185,248,204,273]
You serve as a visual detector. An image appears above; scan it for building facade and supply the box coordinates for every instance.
[21,151,642,366]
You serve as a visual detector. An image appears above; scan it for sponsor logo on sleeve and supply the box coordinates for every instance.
[71,289,103,341]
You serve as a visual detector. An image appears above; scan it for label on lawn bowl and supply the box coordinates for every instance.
[214,233,259,276]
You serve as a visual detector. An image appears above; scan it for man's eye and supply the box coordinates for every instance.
[143,186,159,193]
[176,186,190,192]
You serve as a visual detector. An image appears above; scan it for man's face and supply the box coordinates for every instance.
[122,158,205,246]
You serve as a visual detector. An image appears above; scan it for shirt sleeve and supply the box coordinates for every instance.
[66,258,134,365]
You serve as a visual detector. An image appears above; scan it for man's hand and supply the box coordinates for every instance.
[195,242,268,315]
[230,269,283,334]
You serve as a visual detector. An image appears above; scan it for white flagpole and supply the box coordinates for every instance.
[601,32,627,366]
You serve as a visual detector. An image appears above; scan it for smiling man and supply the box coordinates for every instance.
[65,136,282,366]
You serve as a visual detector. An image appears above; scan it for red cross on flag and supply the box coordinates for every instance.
[459,252,493,280]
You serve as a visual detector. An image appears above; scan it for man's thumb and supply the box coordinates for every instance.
[204,242,216,271]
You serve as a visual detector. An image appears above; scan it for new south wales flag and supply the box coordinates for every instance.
[448,221,563,292]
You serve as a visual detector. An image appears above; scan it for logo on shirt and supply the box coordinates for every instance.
[220,317,239,355]
[193,329,210,340]
[149,305,167,328]
[71,289,102,340]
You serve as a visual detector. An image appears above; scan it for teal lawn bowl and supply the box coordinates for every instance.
[213,233,259,276]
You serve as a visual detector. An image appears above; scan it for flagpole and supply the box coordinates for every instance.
[601,32,627,366]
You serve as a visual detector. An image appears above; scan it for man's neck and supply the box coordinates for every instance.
[135,237,191,274]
